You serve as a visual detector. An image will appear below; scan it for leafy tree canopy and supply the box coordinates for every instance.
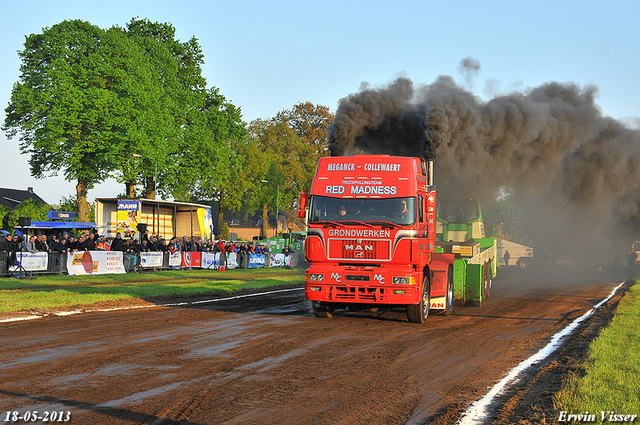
[0,205,9,230]
[7,199,52,230]
[248,102,334,223]
[3,18,245,220]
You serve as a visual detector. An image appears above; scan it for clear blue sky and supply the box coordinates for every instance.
[2,0,639,206]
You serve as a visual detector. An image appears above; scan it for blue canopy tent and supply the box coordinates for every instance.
[16,221,97,237]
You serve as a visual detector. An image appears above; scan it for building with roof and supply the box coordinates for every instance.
[94,198,214,241]
[0,187,48,211]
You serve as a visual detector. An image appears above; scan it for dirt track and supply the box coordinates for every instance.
[0,267,629,424]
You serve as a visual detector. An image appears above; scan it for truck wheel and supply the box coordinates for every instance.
[440,265,454,316]
[516,258,530,269]
[312,301,334,318]
[407,275,430,323]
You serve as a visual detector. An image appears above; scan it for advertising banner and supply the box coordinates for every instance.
[47,211,76,220]
[226,252,238,269]
[140,252,163,268]
[248,253,266,268]
[201,252,220,269]
[66,251,126,275]
[269,253,286,268]
[181,251,201,268]
[116,200,140,239]
[197,208,214,242]
[9,252,48,272]
[169,252,181,268]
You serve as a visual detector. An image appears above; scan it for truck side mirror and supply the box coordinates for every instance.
[298,191,308,219]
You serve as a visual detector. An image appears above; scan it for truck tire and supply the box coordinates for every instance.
[312,301,334,318]
[516,258,530,269]
[407,275,430,323]
[440,265,454,316]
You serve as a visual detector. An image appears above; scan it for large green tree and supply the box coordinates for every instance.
[119,18,208,199]
[276,101,333,163]
[4,18,246,216]
[248,102,334,233]
[3,20,153,220]
[166,87,247,203]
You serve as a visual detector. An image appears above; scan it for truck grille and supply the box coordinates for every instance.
[332,286,385,301]
[328,239,391,261]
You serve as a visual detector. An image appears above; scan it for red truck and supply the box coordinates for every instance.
[299,154,460,323]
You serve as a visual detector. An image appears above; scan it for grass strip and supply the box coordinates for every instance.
[0,268,305,314]
[554,282,640,418]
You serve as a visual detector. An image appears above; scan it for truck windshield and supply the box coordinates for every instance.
[308,196,416,225]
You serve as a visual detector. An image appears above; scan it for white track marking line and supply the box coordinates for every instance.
[0,287,305,323]
[457,281,625,425]
[161,287,303,306]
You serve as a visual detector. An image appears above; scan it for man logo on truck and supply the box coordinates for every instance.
[344,244,374,251]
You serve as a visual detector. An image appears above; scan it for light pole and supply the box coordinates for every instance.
[132,154,158,199]
[261,179,279,236]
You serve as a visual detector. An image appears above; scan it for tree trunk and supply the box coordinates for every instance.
[145,175,155,199]
[125,180,136,198]
[76,177,90,222]
[262,203,269,238]
[217,198,224,238]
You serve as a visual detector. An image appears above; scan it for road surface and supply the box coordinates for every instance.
[0,267,628,424]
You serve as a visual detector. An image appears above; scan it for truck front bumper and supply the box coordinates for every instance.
[305,264,421,305]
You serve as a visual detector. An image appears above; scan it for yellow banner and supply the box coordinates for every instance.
[116,200,140,238]
[197,208,213,241]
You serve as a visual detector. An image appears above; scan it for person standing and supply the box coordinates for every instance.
[111,233,124,252]
[26,236,38,253]
[282,244,294,268]
[56,237,69,252]
[34,234,45,252]
[627,249,637,280]
[41,235,52,252]
[1,233,13,275]
[84,233,96,251]
[504,250,510,267]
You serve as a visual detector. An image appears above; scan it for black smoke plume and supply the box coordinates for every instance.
[327,76,640,260]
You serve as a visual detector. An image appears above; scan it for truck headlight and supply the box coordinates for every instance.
[392,276,416,285]
[306,273,324,282]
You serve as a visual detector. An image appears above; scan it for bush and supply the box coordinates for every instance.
[220,222,229,240]
[7,199,52,230]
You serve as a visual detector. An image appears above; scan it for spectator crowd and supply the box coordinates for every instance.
[1,229,293,275]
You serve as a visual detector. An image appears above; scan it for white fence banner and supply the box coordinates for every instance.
[9,252,48,272]
[140,252,163,268]
[202,252,221,269]
[66,250,126,275]
[269,253,287,268]
[226,252,238,269]
[168,252,181,267]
